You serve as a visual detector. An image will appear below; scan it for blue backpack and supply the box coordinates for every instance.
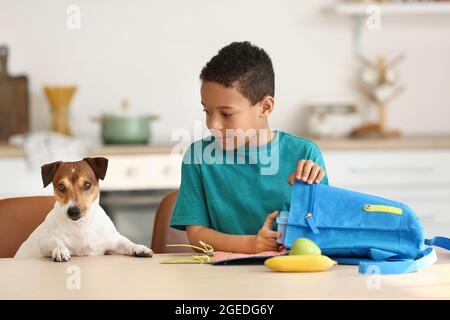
[277,180,450,274]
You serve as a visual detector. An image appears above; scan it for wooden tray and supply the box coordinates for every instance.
[0,45,29,140]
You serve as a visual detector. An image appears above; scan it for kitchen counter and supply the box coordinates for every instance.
[0,142,181,158]
[0,250,449,300]
[1,136,450,158]
[307,135,450,150]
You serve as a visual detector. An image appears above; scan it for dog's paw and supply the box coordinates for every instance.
[52,247,71,262]
[131,245,153,258]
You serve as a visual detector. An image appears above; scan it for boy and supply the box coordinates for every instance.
[170,41,328,254]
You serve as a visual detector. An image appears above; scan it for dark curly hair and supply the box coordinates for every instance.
[200,41,275,105]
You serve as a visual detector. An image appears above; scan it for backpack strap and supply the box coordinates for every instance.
[425,236,450,250]
[336,236,449,275]
[358,247,437,275]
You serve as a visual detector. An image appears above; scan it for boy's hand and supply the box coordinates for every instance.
[288,159,325,185]
[253,211,281,253]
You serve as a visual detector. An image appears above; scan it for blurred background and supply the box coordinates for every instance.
[1,0,449,245]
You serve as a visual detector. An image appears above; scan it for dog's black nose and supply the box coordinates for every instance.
[67,206,81,220]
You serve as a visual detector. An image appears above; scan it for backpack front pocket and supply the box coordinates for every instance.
[308,184,404,231]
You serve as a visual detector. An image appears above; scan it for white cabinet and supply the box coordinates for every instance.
[322,149,450,238]
[100,154,182,191]
[0,158,52,198]
[0,153,183,198]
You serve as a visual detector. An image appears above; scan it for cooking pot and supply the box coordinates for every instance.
[93,99,159,145]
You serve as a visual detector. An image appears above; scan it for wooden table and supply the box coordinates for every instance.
[1,251,449,300]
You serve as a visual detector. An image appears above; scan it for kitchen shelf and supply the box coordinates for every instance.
[326,1,450,55]
[333,2,450,16]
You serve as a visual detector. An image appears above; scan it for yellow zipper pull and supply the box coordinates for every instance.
[363,204,403,215]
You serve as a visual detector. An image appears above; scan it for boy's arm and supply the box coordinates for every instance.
[186,211,281,254]
[187,225,256,254]
[170,145,212,232]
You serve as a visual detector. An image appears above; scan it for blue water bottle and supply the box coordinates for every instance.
[276,210,289,245]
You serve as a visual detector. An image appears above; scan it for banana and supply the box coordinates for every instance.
[264,255,337,272]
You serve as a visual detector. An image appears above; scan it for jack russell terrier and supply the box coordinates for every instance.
[15,157,153,262]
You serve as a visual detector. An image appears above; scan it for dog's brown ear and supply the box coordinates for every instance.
[41,161,62,188]
[83,157,109,180]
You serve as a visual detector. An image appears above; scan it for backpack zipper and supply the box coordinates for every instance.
[363,204,403,215]
[305,183,319,234]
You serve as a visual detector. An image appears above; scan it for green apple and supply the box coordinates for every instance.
[289,238,321,256]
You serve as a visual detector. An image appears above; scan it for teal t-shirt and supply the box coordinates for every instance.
[170,130,329,235]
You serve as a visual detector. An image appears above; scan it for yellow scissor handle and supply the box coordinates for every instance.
[166,240,214,256]
[160,254,212,264]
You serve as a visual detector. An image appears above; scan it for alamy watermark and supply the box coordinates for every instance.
[365,265,382,290]
[66,5,81,31]
[170,121,280,176]
[66,264,81,290]
[366,5,381,30]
